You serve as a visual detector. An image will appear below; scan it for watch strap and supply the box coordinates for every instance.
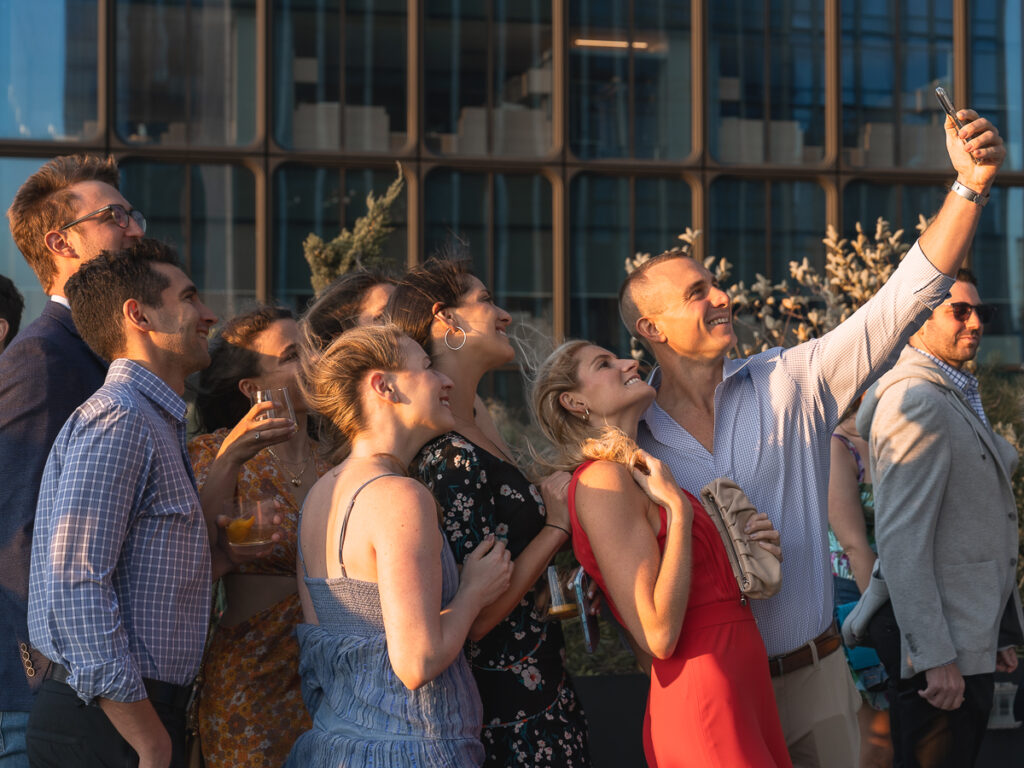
[950,180,989,207]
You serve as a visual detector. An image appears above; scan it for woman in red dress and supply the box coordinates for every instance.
[531,341,792,768]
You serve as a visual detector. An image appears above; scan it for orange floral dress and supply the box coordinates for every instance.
[189,429,331,768]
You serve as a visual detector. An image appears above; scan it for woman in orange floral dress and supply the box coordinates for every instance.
[189,306,330,768]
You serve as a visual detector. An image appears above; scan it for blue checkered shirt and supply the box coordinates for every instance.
[909,346,989,427]
[28,359,211,703]
[639,242,954,657]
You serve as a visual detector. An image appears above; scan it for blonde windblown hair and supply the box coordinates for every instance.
[298,323,405,463]
[530,340,646,473]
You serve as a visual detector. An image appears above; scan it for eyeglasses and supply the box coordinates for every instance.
[59,204,147,234]
[947,302,996,324]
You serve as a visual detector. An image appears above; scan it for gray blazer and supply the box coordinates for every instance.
[858,346,1024,679]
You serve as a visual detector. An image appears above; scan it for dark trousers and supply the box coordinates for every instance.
[26,680,188,768]
[867,600,994,768]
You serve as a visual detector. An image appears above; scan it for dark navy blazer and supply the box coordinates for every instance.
[0,300,107,711]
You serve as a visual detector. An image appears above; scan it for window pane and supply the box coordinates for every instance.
[569,0,691,159]
[116,0,257,147]
[842,180,945,243]
[569,174,630,354]
[842,0,953,168]
[424,1,552,156]
[709,0,825,164]
[971,1,1024,171]
[271,165,408,312]
[120,161,257,318]
[972,186,1024,365]
[634,177,692,255]
[424,169,553,340]
[0,158,54,326]
[273,0,407,152]
[708,178,826,283]
[0,1,99,140]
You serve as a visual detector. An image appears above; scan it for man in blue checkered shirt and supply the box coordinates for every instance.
[621,109,1005,767]
[26,240,217,768]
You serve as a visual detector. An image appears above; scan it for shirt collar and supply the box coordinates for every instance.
[106,359,188,423]
[49,295,70,309]
[908,345,979,393]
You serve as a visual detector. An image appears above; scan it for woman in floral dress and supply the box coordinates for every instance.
[189,306,331,768]
[390,256,592,767]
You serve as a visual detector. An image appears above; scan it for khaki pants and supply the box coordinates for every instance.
[771,644,861,768]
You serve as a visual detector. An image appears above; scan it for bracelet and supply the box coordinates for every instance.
[950,180,989,207]
[544,522,571,538]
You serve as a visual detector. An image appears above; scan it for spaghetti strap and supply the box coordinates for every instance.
[337,474,402,578]
[297,473,402,579]
[832,432,865,484]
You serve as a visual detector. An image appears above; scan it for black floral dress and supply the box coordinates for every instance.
[417,433,592,768]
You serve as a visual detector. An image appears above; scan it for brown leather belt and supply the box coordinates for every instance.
[768,621,842,678]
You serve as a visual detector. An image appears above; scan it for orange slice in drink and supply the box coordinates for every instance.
[226,515,255,544]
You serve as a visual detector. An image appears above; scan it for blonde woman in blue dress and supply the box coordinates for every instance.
[285,325,513,767]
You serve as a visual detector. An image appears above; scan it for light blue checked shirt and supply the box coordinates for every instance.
[28,359,211,704]
[909,346,989,427]
[639,242,954,658]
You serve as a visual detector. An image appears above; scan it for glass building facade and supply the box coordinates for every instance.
[2,0,1023,375]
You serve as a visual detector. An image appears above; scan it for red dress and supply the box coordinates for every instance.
[569,462,791,768]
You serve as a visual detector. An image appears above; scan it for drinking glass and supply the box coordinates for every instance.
[225,498,278,549]
[543,565,580,620]
[251,386,296,424]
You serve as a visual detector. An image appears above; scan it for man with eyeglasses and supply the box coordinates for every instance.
[0,155,144,767]
[857,268,1023,767]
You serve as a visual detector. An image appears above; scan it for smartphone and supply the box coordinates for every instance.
[935,87,964,131]
[571,567,600,653]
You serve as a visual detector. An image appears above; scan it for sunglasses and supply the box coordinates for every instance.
[60,203,147,234]
[947,301,996,324]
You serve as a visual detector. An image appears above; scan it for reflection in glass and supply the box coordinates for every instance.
[424,169,553,342]
[708,0,825,165]
[121,161,256,319]
[569,174,690,355]
[0,158,55,324]
[424,1,552,156]
[841,181,943,246]
[971,2,1023,172]
[272,165,407,311]
[273,0,407,151]
[569,0,691,160]
[0,1,99,141]
[972,186,1024,364]
[116,0,257,146]
[708,178,825,284]
[842,0,953,168]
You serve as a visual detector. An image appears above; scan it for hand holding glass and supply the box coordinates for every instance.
[251,387,296,424]
[543,565,580,620]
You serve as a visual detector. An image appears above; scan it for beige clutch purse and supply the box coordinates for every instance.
[699,478,782,600]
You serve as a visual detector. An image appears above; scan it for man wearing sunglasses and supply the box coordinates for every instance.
[858,268,1023,767]
[0,155,144,767]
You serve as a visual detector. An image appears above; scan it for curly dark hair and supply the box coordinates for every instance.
[194,305,296,432]
[301,269,395,351]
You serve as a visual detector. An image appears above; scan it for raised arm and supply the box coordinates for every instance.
[372,478,512,689]
[782,110,1003,427]
[918,110,1004,277]
[575,456,692,659]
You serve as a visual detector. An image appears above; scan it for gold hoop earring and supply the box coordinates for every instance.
[444,326,467,351]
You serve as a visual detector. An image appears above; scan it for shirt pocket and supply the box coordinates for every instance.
[938,560,1002,653]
